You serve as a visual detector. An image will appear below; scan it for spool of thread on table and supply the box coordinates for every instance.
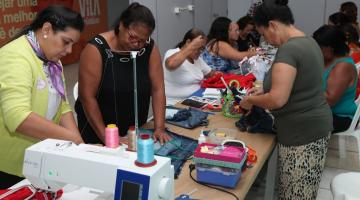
[127,126,137,151]
[105,124,119,148]
[136,134,155,166]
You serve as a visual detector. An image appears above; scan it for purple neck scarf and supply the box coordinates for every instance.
[26,31,65,100]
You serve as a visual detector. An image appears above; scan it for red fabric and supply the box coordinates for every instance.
[201,73,256,89]
[349,43,360,63]
[350,43,360,98]
[0,186,63,200]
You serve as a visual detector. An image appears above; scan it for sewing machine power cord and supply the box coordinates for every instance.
[189,164,239,200]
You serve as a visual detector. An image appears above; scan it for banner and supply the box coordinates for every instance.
[0,0,108,64]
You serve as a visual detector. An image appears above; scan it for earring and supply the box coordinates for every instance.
[43,35,47,39]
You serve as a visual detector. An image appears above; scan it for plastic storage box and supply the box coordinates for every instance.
[196,163,242,188]
[194,143,247,188]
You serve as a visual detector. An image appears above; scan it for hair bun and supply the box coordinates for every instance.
[128,2,140,9]
[275,0,289,6]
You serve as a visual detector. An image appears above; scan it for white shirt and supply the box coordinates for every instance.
[163,48,212,104]
[43,65,61,120]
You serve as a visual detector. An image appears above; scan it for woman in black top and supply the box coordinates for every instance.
[75,3,170,144]
[237,16,257,51]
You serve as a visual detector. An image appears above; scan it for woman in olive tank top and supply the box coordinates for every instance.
[239,1,332,199]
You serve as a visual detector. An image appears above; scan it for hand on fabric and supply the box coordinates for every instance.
[153,129,172,145]
[239,96,253,110]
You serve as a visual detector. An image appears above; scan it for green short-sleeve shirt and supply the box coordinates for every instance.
[263,37,333,146]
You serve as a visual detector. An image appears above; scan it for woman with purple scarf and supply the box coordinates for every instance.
[0,5,84,188]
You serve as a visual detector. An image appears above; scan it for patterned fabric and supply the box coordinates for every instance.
[26,31,65,99]
[277,134,330,200]
[0,185,63,200]
[201,47,238,72]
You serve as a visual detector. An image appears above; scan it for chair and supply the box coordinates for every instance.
[331,172,360,200]
[73,82,78,100]
[356,62,360,74]
[333,96,360,159]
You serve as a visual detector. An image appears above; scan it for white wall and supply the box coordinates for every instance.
[107,0,360,55]
[228,0,252,21]
[289,0,327,36]
[107,0,129,28]
[133,0,228,57]
[290,0,360,36]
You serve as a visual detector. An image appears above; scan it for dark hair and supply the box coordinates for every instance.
[237,16,254,30]
[340,23,360,45]
[176,28,206,48]
[340,1,358,22]
[253,0,294,27]
[340,1,358,12]
[329,12,351,27]
[207,17,232,52]
[14,5,84,40]
[313,25,349,56]
[113,2,155,35]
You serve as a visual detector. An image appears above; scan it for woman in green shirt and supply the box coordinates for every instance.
[0,6,84,189]
[239,0,332,199]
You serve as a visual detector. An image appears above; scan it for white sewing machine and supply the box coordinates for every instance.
[22,139,174,200]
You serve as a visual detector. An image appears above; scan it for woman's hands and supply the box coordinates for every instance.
[247,86,264,96]
[185,35,206,53]
[248,47,264,57]
[239,86,264,110]
[153,128,171,145]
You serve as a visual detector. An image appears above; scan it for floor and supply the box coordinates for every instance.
[64,63,360,200]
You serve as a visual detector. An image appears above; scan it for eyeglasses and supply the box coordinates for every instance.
[128,29,150,47]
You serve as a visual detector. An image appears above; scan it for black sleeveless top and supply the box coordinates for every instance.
[75,35,153,144]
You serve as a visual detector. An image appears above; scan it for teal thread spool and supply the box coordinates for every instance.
[135,134,157,167]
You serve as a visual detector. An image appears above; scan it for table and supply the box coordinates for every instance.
[11,109,277,200]
[145,109,277,200]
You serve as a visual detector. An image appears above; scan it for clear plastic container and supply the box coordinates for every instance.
[207,128,237,144]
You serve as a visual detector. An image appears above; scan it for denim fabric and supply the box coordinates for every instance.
[154,138,182,155]
[166,107,209,129]
[141,129,198,178]
[171,109,192,121]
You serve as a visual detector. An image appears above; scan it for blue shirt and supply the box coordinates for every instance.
[201,47,238,72]
[322,57,357,118]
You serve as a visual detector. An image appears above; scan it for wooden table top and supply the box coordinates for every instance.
[145,110,276,200]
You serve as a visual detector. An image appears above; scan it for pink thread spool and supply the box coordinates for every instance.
[105,124,119,148]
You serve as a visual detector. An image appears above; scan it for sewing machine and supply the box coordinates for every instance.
[23,139,174,200]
